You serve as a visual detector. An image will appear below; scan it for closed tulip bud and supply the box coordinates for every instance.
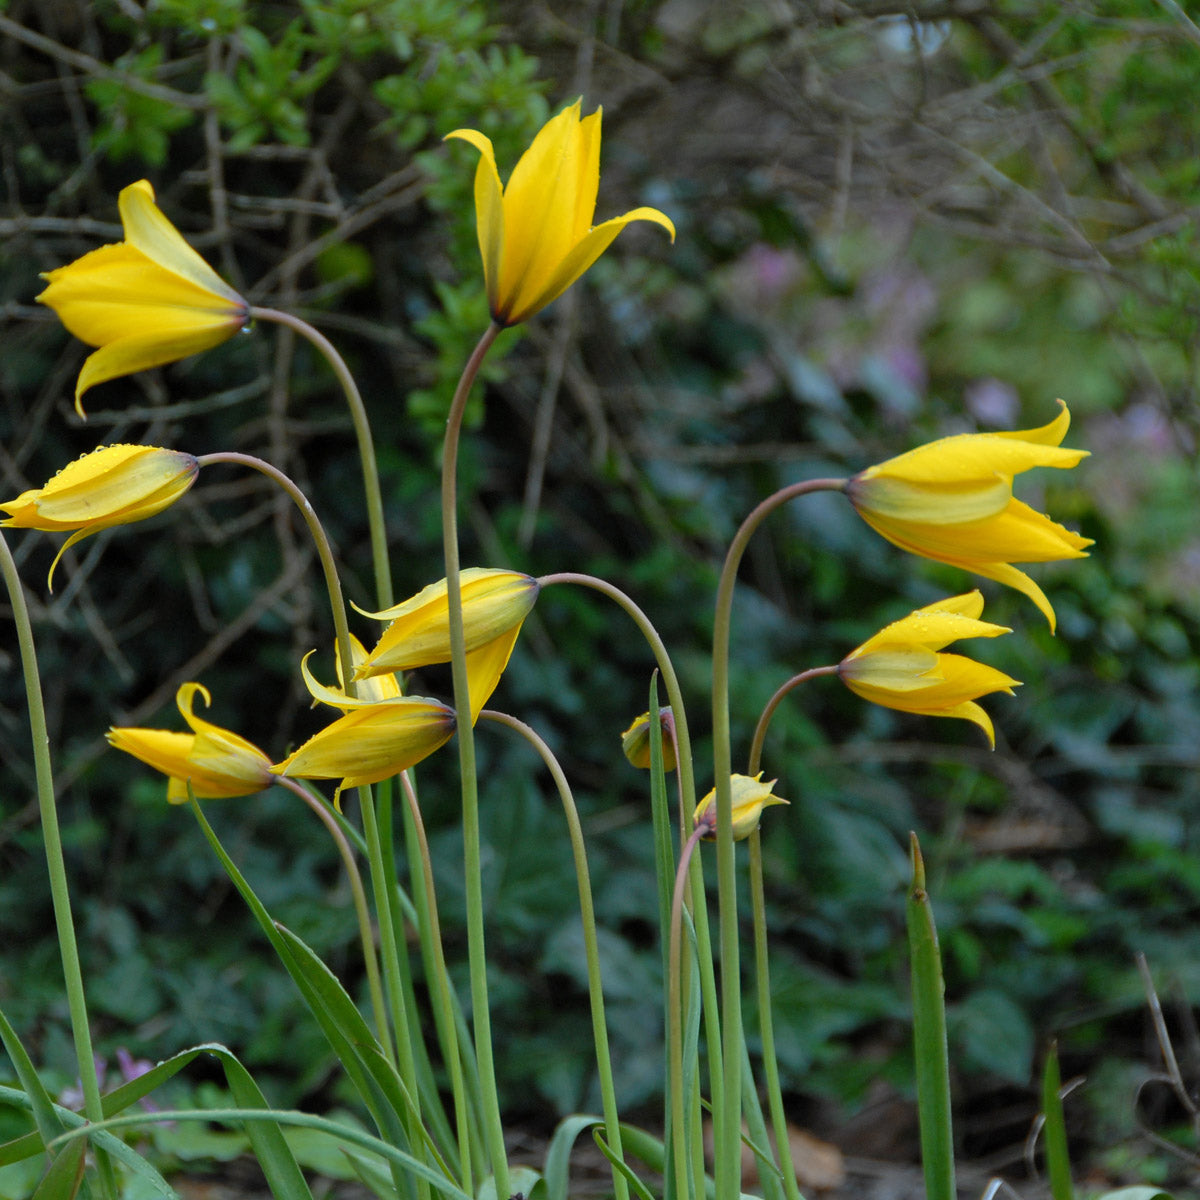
[270,696,456,806]
[1,444,199,589]
[693,773,788,841]
[620,707,677,771]
[107,682,273,803]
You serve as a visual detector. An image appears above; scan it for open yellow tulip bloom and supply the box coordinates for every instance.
[355,567,539,721]
[0,444,199,589]
[270,696,456,804]
[838,591,1020,748]
[694,773,788,841]
[846,402,1092,631]
[445,100,675,325]
[107,682,273,803]
[37,180,249,414]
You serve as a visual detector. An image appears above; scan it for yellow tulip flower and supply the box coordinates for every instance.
[693,773,788,841]
[837,591,1020,748]
[0,444,199,589]
[846,402,1092,631]
[107,682,273,803]
[37,180,250,414]
[445,100,675,325]
[270,696,456,804]
[355,568,539,721]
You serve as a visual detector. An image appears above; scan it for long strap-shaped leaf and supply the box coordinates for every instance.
[0,1003,65,1154]
[1,1041,314,1200]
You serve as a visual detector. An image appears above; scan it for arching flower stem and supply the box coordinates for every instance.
[442,320,508,1199]
[197,452,355,704]
[250,306,393,611]
[710,476,846,1199]
[480,710,629,1200]
[747,665,840,778]
[0,530,117,1199]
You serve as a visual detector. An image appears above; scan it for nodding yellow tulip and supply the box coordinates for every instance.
[270,696,456,806]
[107,683,273,803]
[446,100,675,326]
[838,591,1020,748]
[693,773,788,841]
[355,568,539,722]
[846,402,1091,631]
[0,444,199,589]
[37,180,249,414]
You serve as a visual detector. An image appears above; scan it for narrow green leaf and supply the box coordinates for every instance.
[0,1003,64,1154]
[30,1136,84,1200]
[543,1114,601,1200]
[1040,1042,1074,1200]
[216,1048,315,1200]
[906,834,955,1200]
[593,1130,656,1200]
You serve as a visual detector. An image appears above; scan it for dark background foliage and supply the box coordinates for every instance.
[2,0,1199,1190]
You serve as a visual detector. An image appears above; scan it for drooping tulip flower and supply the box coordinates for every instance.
[838,591,1020,747]
[846,402,1091,631]
[37,180,249,414]
[0,444,198,589]
[107,682,273,803]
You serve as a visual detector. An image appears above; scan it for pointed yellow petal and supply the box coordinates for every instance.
[464,625,522,723]
[445,129,506,315]
[501,101,586,303]
[510,205,676,324]
[118,180,245,306]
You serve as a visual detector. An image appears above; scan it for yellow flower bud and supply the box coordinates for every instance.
[270,696,456,805]
[107,682,273,803]
[693,773,788,841]
[0,444,199,589]
[355,568,539,722]
[620,707,677,771]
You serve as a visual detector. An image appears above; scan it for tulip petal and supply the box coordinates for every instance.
[464,624,522,723]
[119,180,246,306]
[513,205,676,324]
[501,100,586,303]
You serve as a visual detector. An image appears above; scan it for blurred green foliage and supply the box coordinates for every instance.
[2,0,1200,1188]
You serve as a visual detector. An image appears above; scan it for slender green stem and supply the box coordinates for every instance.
[746,666,839,780]
[538,572,698,824]
[251,306,393,610]
[480,710,629,1200]
[668,824,708,1200]
[710,478,846,1200]
[197,452,356,707]
[0,531,115,1200]
[442,321,508,1197]
[399,770,475,1192]
[746,664,837,1200]
[358,784,426,1192]
[276,777,390,1061]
